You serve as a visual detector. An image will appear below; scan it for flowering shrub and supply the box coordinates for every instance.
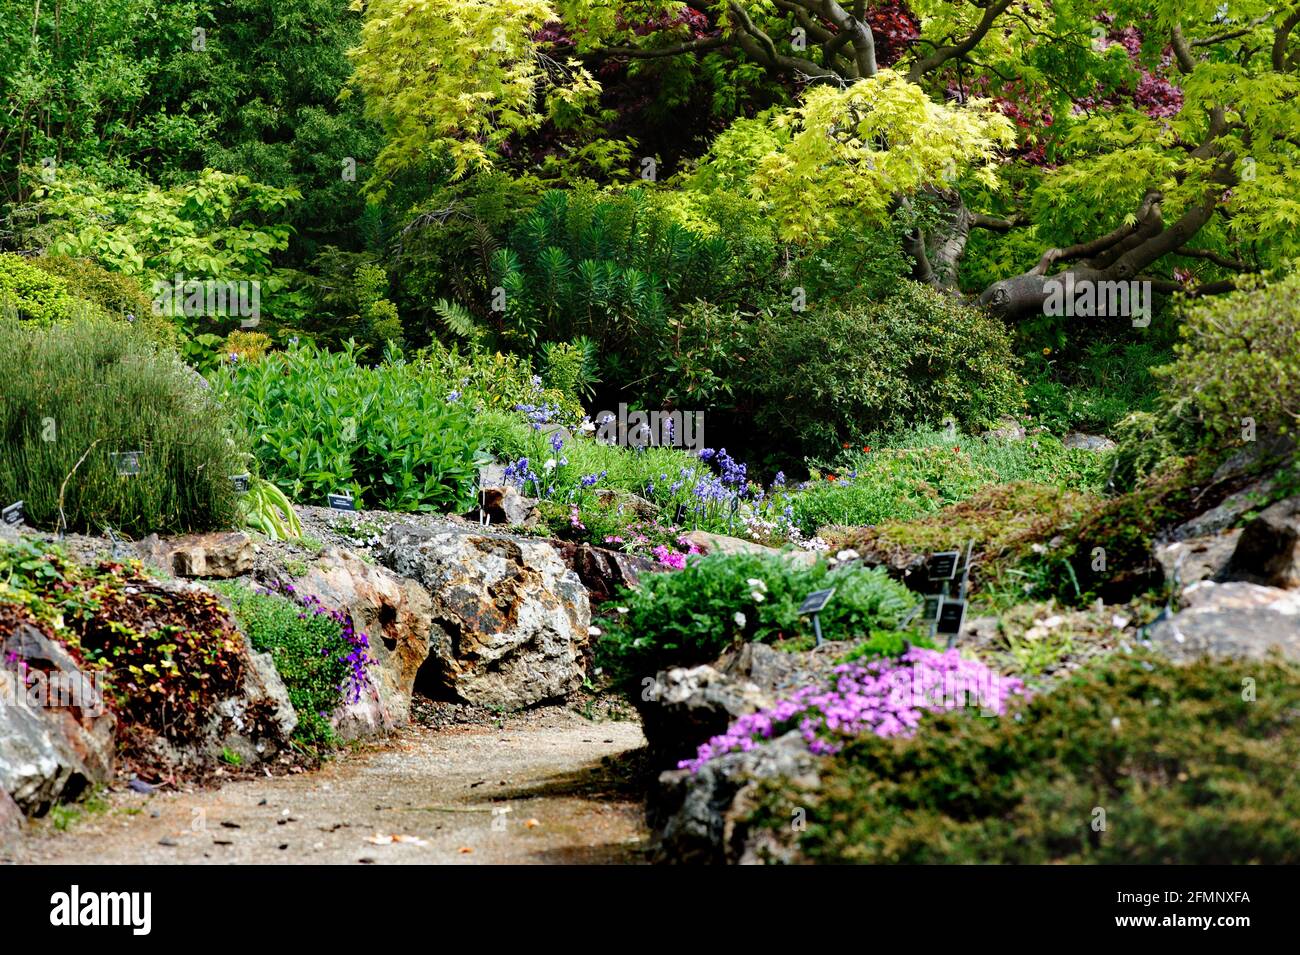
[218,581,374,748]
[597,552,916,687]
[681,648,1026,771]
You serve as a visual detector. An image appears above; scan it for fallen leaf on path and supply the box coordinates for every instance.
[366,832,429,847]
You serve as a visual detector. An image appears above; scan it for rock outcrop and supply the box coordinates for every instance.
[137,531,255,578]
[1062,432,1117,451]
[638,664,775,766]
[651,731,818,864]
[553,541,656,603]
[462,485,541,529]
[1223,496,1300,589]
[379,524,590,708]
[681,530,818,568]
[1147,581,1300,663]
[297,547,434,730]
[0,621,115,816]
[1154,530,1240,588]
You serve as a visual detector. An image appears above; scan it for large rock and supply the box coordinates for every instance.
[1,623,116,781]
[592,488,659,521]
[462,486,541,529]
[1147,581,1300,663]
[638,665,775,766]
[0,675,94,816]
[1154,530,1240,588]
[132,579,297,772]
[682,530,818,568]
[379,524,590,708]
[205,643,299,766]
[296,548,434,729]
[0,787,22,839]
[651,731,818,864]
[137,532,255,578]
[0,621,116,816]
[554,541,657,603]
[1170,477,1277,541]
[640,642,845,767]
[1223,496,1300,589]
[1062,432,1117,451]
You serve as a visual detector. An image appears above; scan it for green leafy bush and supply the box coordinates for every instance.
[0,317,245,535]
[1022,339,1169,437]
[597,552,916,685]
[748,652,1300,864]
[416,341,585,426]
[748,281,1023,458]
[215,341,489,511]
[0,252,85,324]
[218,582,370,748]
[1155,274,1300,448]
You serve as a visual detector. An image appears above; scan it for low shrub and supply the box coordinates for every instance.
[0,317,246,536]
[1155,274,1300,449]
[218,582,373,748]
[748,282,1023,458]
[27,255,175,345]
[748,652,1300,863]
[0,541,256,766]
[597,552,916,686]
[789,428,1108,534]
[0,252,86,324]
[415,341,585,427]
[214,341,490,512]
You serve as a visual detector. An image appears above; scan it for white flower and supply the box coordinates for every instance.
[750,591,766,602]
[544,458,557,471]
[580,419,596,433]
[1031,542,1047,555]
[733,611,747,628]
[1042,615,1064,629]
[1111,614,1131,629]
[588,625,602,637]
[616,606,629,614]
[745,578,768,592]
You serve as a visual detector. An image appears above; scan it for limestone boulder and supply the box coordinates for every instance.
[296,547,434,728]
[379,523,590,708]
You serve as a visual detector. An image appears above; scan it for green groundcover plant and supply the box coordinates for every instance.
[747,652,1300,864]
[597,552,917,686]
[214,340,490,511]
[218,581,373,748]
[790,427,1110,534]
[0,317,246,536]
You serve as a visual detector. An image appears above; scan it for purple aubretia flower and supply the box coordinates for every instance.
[678,648,1026,772]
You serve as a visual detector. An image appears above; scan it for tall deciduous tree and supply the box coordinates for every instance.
[349,0,1300,315]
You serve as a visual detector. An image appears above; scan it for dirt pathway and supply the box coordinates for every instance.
[4,710,649,865]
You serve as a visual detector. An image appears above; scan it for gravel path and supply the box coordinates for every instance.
[4,710,649,865]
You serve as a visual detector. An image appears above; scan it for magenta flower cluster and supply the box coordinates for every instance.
[679,648,1027,772]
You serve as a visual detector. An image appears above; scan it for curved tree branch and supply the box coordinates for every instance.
[907,0,1015,82]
